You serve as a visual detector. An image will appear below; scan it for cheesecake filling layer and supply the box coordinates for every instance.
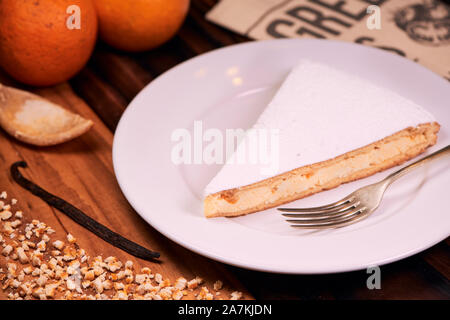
[204,123,439,217]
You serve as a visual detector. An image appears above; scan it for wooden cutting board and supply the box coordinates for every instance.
[0,78,252,300]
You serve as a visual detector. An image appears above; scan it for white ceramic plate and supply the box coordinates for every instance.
[113,39,450,274]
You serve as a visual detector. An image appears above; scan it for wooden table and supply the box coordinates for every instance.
[0,0,449,300]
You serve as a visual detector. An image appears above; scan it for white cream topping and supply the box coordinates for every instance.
[204,60,436,195]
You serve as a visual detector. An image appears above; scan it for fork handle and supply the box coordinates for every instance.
[383,144,450,184]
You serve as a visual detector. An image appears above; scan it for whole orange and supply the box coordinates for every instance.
[0,0,98,86]
[93,0,190,52]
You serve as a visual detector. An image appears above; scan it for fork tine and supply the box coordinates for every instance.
[277,196,354,213]
[289,208,368,229]
[286,205,364,223]
[281,201,360,218]
[290,213,370,229]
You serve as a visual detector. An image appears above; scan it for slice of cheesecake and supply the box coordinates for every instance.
[204,60,440,218]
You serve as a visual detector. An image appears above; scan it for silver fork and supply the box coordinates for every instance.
[278,145,450,229]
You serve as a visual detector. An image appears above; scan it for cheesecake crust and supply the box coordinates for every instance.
[204,122,440,218]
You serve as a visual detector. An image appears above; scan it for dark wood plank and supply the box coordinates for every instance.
[189,1,249,47]
[135,39,189,77]
[420,241,450,281]
[70,67,128,132]
[177,16,220,55]
[89,45,153,101]
[230,249,450,300]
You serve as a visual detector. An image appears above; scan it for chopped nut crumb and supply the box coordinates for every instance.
[230,291,243,300]
[66,234,76,244]
[16,248,29,264]
[52,240,64,250]
[125,260,133,270]
[66,278,76,291]
[214,280,223,291]
[0,192,242,300]
[2,245,13,257]
[36,240,46,252]
[0,211,12,221]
